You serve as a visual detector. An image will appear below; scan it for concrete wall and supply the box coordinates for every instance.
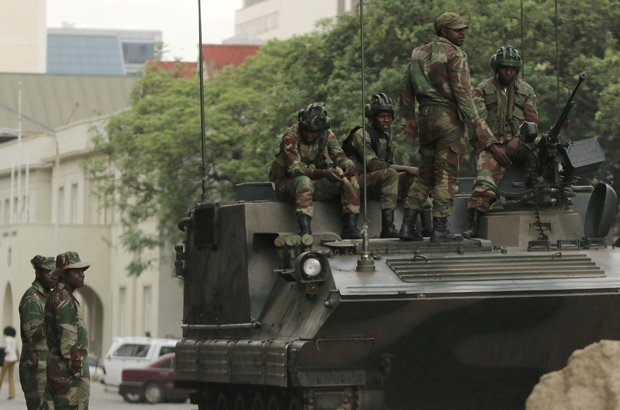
[0,0,47,73]
[235,0,349,41]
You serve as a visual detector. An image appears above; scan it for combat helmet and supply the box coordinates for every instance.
[365,93,395,120]
[298,104,331,132]
[489,46,522,71]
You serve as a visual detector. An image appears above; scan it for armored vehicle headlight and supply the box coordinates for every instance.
[303,258,322,277]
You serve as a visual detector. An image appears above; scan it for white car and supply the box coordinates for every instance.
[101,337,178,392]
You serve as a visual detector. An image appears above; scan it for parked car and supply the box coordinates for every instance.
[87,354,105,382]
[119,353,192,403]
[101,337,178,391]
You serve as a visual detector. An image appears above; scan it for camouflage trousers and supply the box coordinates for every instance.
[362,170,420,209]
[468,144,527,212]
[363,168,399,209]
[44,354,90,410]
[405,107,465,217]
[19,350,49,409]
[275,175,360,217]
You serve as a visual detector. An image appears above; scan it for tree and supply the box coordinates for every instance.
[89,0,620,274]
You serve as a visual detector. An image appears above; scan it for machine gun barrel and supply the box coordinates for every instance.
[546,72,586,141]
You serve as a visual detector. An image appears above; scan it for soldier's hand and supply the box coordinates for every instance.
[70,359,82,376]
[313,169,343,183]
[392,165,419,176]
[506,137,520,156]
[488,144,512,166]
[402,117,419,142]
[344,162,358,178]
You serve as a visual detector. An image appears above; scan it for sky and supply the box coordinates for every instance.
[47,0,244,62]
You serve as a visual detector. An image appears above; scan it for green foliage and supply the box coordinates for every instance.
[89,0,620,274]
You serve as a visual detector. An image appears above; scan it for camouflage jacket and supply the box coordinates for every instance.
[474,77,538,145]
[45,282,89,377]
[269,125,353,181]
[344,125,394,172]
[19,280,51,361]
[399,36,483,127]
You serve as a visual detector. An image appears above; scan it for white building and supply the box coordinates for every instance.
[234,0,360,41]
[0,73,183,358]
[0,0,47,73]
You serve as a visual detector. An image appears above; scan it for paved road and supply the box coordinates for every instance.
[0,377,197,410]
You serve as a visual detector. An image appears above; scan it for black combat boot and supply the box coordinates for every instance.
[341,213,362,239]
[398,208,424,241]
[430,216,463,242]
[297,213,312,236]
[420,207,433,237]
[380,209,399,238]
[462,209,483,239]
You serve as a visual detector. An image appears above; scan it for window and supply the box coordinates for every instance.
[3,199,7,224]
[158,358,174,369]
[71,183,78,223]
[114,343,150,358]
[122,42,155,65]
[159,346,175,357]
[57,187,65,223]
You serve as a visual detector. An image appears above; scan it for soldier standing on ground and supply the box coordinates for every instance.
[342,93,423,239]
[399,12,494,242]
[45,252,91,410]
[19,255,58,409]
[269,104,362,239]
[462,46,538,238]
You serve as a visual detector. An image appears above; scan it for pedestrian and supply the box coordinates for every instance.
[269,103,362,239]
[0,325,18,400]
[462,46,538,238]
[45,251,91,410]
[399,12,494,242]
[19,255,58,409]
[342,93,423,239]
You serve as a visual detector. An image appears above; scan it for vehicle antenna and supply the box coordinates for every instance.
[356,0,375,273]
[198,0,211,203]
[521,0,525,80]
[555,0,560,116]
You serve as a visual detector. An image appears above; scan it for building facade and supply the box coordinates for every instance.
[0,0,47,73]
[0,73,183,359]
[234,0,360,41]
[47,27,163,76]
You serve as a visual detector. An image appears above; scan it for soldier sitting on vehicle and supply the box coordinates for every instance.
[342,93,426,239]
[462,46,538,238]
[269,104,362,239]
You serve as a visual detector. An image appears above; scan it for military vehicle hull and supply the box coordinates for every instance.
[175,182,620,410]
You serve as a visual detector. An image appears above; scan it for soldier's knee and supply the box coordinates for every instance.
[293,175,314,192]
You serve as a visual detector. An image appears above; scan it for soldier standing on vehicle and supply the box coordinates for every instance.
[342,93,423,239]
[269,104,362,239]
[399,12,494,242]
[18,255,58,409]
[45,251,90,410]
[462,46,538,238]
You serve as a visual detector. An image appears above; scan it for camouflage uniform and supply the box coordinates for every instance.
[346,125,418,209]
[45,252,90,410]
[400,36,493,217]
[269,125,360,217]
[468,77,538,211]
[19,256,56,410]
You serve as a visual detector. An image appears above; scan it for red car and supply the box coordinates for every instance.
[119,353,193,404]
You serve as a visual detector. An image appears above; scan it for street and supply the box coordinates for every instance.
[0,378,196,410]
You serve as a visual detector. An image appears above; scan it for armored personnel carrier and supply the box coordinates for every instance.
[174,69,620,410]
[174,179,620,410]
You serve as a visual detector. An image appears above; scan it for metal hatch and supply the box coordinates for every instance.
[387,253,605,283]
